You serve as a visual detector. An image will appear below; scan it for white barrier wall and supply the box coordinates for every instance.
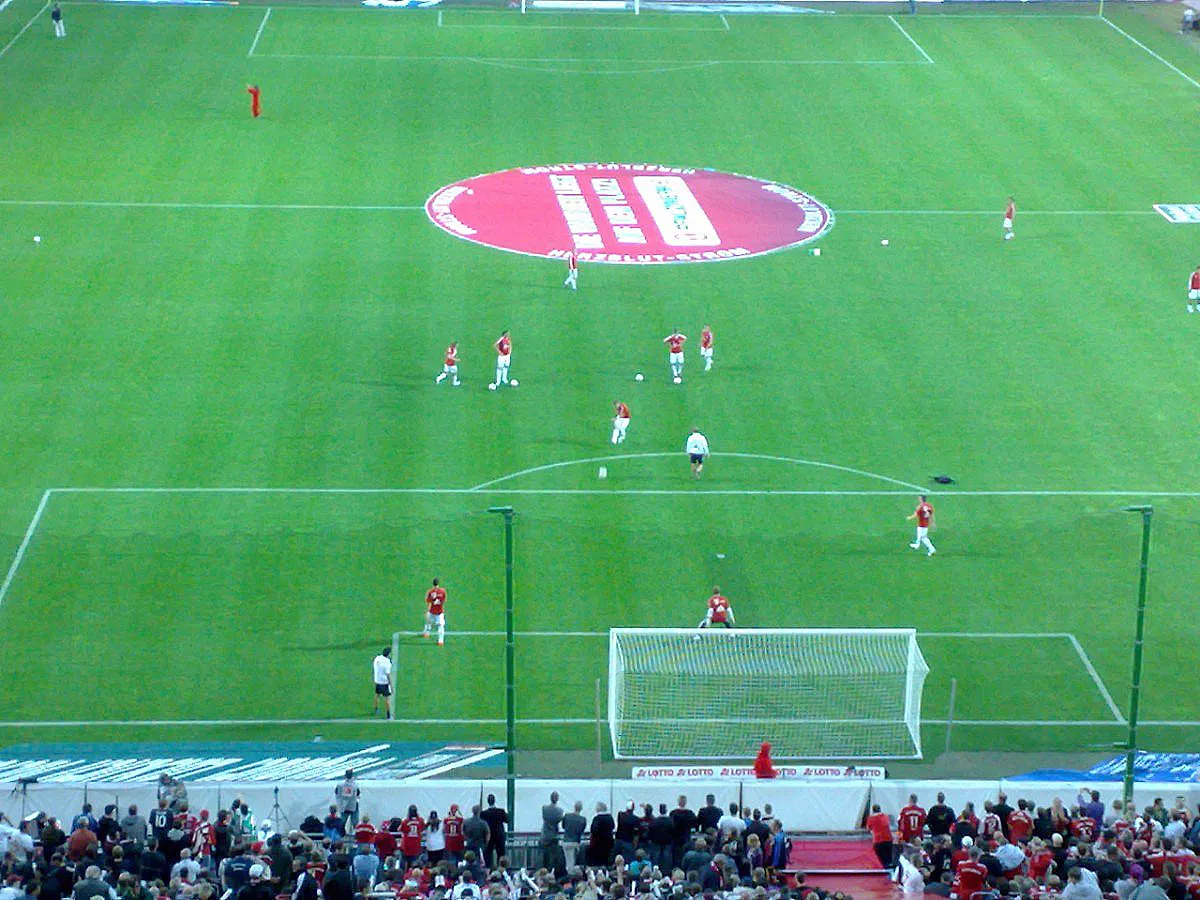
[0,779,871,834]
[869,780,1200,819]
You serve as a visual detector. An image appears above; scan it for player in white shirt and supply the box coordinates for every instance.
[685,429,709,478]
[372,647,393,719]
[563,252,578,291]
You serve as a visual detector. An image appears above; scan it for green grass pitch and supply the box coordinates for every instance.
[1,0,1199,758]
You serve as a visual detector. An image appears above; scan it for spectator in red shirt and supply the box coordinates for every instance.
[374,820,397,861]
[353,815,376,851]
[1009,800,1035,844]
[399,806,425,866]
[899,795,927,845]
[866,804,894,870]
[954,847,990,899]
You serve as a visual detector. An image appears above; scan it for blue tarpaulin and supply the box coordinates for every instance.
[1015,753,1200,783]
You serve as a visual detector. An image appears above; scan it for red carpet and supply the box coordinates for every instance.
[789,838,886,873]
[797,874,896,900]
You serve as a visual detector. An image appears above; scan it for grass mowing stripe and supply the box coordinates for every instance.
[1100,15,1200,90]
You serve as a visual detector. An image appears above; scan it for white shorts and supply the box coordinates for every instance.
[443,364,458,374]
[426,611,445,625]
[497,354,510,367]
[614,416,630,431]
[1003,217,1013,229]
[1189,289,1199,301]
[669,351,683,365]
[915,526,929,540]
[700,347,713,359]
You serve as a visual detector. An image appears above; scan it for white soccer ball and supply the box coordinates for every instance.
[488,383,497,391]
[33,235,41,244]
[510,379,519,387]
[880,239,889,246]
[673,376,682,384]
[598,466,607,480]
[635,373,644,382]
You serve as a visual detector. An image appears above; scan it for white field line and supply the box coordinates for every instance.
[255,52,927,65]
[247,5,270,57]
[4,718,1197,728]
[719,13,729,30]
[888,14,933,64]
[437,19,725,31]
[0,0,49,60]
[1067,633,1126,724]
[0,199,423,211]
[1101,15,1200,91]
[470,451,925,492]
[0,491,50,610]
[0,0,14,12]
[436,7,440,26]
[0,200,1157,215]
[396,630,1080,639]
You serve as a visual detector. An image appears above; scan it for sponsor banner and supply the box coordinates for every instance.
[426,163,833,265]
[362,0,442,8]
[632,764,885,780]
[0,742,500,784]
[1154,204,1200,223]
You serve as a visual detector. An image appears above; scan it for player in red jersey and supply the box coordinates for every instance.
[953,848,989,899]
[663,329,687,383]
[1008,801,1034,843]
[1003,197,1015,241]
[492,330,512,389]
[247,84,261,119]
[700,325,714,372]
[435,341,461,387]
[697,586,735,631]
[443,804,465,862]
[399,806,426,865]
[1188,266,1200,313]
[422,578,447,646]
[611,401,631,445]
[899,795,927,844]
[564,251,578,291]
[907,495,936,557]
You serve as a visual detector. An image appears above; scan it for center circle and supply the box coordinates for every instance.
[425,163,834,265]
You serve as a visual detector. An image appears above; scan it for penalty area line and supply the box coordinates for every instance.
[888,15,933,64]
[1066,633,1126,724]
[0,491,51,610]
[0,0,49,60]
[1100,16,1200,91]
[247,6,271,57]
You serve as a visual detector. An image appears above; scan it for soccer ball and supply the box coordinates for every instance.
[598,466,608,480]
[635,373,644,382]
[510,379,519,387]
[673,376,682,384]
[488,383,497,391]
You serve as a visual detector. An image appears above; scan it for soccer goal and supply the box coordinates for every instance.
[607,628,930,760]
[520,0,640,14]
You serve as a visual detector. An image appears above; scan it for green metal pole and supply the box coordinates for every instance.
[1121,505,1153,809]
[488,506,517,822]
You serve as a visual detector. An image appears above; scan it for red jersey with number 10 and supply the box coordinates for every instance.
[915,502,933,528]
[426,587,446,615]
[708,595,731,623]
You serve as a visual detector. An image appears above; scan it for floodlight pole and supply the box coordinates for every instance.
[1121,505,1153,809]
[487,505,517,820]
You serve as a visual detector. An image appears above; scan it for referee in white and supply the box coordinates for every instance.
[685,428,709,479]
[372,647,393,719]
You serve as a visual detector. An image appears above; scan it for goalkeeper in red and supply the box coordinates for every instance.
[422,578,447,646]
[697,586,735,630]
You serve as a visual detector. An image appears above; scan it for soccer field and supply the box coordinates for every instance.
[1,0,1199,760]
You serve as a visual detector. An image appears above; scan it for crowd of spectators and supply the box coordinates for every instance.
[869,789,1200,900]
[0,773,825,900]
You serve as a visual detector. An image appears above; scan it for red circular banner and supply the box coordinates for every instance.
[425,163,833,265]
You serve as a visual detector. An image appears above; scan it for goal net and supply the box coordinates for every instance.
[608,628,930,760]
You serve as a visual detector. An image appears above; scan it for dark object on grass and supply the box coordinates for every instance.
[931,475,955,484]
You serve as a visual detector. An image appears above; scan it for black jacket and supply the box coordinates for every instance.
[322,870,354,900]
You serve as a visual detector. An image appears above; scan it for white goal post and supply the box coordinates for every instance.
[607,628,930,760]
[521,0,640,14]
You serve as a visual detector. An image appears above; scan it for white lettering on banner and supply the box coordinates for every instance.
[1154,204,1200,223]
[428,186,477,237]
[522,163,697,176]
[633,176,720,248]
[591,178,645,240]
[631,764,886,780]
[550,177,603,250]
